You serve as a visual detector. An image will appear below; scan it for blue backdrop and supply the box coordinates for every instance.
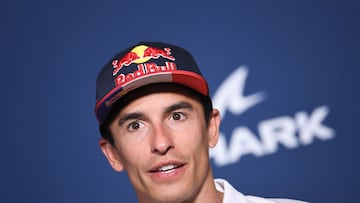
[2,0,359,203]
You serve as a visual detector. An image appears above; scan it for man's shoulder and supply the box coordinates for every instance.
[214,179,309,203]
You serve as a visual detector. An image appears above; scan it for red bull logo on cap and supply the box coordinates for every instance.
[112,45,177,87]
[112,45,175,76]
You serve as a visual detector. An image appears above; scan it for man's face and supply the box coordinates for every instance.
[100,85,220,202]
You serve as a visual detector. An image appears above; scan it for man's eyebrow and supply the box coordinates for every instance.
[165,101,194,114]
[118,112,144,126]
[117,102,193,125]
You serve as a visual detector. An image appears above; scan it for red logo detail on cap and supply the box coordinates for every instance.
[112,45,175,76]
[143,47,175,61]
[112,52,140,76]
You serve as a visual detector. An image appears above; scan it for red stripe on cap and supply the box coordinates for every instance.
[172,71,209,96]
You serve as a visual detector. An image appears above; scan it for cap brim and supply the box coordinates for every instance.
[95,70,208,123]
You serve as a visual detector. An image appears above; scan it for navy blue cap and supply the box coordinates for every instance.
[95,42,209,124]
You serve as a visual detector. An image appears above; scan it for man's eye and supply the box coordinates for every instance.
[128,121,142,130]
[171,112,185,121]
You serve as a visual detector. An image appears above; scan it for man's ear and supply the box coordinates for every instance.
[208,109,221,148]
[99,138,124,172]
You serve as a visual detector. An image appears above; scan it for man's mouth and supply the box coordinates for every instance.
[150,163,185,173]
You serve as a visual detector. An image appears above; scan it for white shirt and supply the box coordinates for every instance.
[214,179,309,203]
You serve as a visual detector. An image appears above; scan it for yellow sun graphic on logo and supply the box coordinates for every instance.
[131,45,151,64]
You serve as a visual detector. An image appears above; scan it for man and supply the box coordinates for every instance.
[95,41,308,203]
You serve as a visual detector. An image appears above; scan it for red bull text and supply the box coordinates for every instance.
[114,61,177,87]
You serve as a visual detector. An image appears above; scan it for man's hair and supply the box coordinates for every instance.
[99,83,213,146]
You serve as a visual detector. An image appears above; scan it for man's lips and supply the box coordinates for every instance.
[147,161,187,183]
[149,162,186,173]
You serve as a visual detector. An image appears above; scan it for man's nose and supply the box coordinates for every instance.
[150,123,175,155]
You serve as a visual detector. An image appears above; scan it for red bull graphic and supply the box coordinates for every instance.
[112,45,175,76]
[143,47,175,61]
[112,52,139,76]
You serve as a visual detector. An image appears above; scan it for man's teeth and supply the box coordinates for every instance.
[158,164,176,172]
